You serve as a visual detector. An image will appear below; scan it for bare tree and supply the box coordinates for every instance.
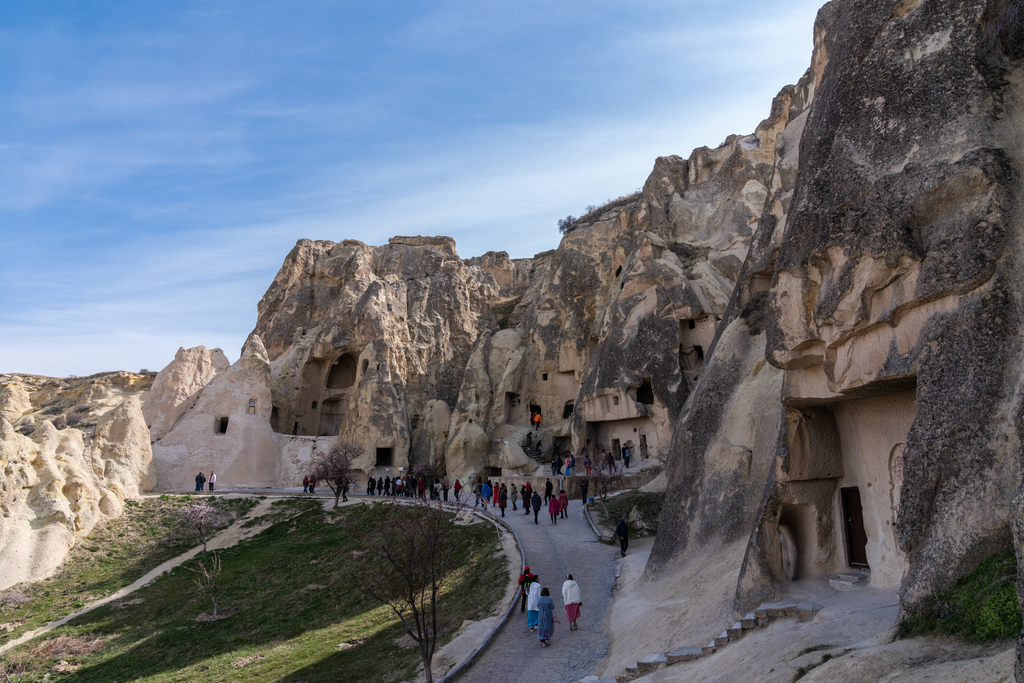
[590,463,626,520]
[180,501,225,552]
[312,441,361,508]
[186,552,223,618]
[1,591,29,621]
[346,501,463,683]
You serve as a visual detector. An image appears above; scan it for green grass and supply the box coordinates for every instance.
[898,550,1020,643]
[1,500,508,683]
[0,495,256,644]
[595,491,665,538]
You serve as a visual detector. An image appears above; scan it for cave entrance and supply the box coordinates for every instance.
[612,438,621,460]
[563,401,574,419]
[636,381,654,406]
[505,392,520,424]
[376,447,394,467]
[778,504,816,580]
[216,416,229,434]
[639,434,648,459]
[327,354,357,388]
[270,406,280,433]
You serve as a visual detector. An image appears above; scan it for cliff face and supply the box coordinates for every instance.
[650,0,1024,627]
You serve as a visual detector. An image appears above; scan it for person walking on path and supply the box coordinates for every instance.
[523,483,532,515]
[509,482,518,510]
[383,476,391,496]
[526,575,542,631]
[558,489,569,519]
[302,475,309,494]
[367,475,376,496]
[308,476,316,494]
[580,479,589,506]
[377,477,384,495]
[555,455,563,476]
[531,490,542,524]
[566,454,575,477]
[562,575,582,631]
[616,517,629,557]
[442,476,450,502]
[584,455,592,476]
[623,446,631,469]
[453,479,462,502]
[532,412,541,431]
[548,495,560,524]
[537,587,556,646]
[195,472,205,492]
[518,566,534,612]
[492,481,501,507]
[499,486,508,517]
[208,471,216,491]
[544,478,554,504]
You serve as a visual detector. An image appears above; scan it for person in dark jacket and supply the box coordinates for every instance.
[367,475,376,496]
[531,491,543,524]
[616,517,629,557]
[544,478,554,503]
[580,479,589,505]
[195,472,205,492]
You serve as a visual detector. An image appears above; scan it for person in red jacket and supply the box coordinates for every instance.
[558,489,569,519]
[548,494,561,524]
[518,566,534,612]
[453,479,463,502]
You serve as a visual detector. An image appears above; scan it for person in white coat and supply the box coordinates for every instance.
[562,574,582,630]
[526,575,543,632]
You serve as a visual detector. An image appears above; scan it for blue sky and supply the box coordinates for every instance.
[0,0,823,377]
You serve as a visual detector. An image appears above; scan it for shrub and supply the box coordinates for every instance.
[557,215,578,234]
[898,549,1020,642]
[66,411,85,426]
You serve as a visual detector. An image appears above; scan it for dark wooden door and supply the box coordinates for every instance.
[841,488,869,568]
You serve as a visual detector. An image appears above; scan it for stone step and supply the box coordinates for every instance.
[741,612,756,629]
[714,630,729,647]
[666,647,703,664]
[702,641,717,656]
[798,603,821,620]
[829,578,859,592]
[727,622,744,640]
[838,573,864,582]
[637,654,667,673]
[615,664,640,683]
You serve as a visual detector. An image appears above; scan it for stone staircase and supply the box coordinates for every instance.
[829,568,870,592]
[579,601,822,683]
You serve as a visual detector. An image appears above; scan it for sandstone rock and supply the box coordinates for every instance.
[151,335,281,491]
[0,382,31,423]
[0,394,156,590]
[143,346,229,440]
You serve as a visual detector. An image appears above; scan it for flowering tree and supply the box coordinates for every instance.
[179,501,225,552]
[590,463,626,520]
[311,441,361,508]
[346,501,463,683]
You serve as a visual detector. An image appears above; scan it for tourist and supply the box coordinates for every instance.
[480,480,492,509]
[562,574,582,631]
[208,471,216,491]
[523,483,532,516]
[417,476,426,500]
[537,441,543,458]
[544,478,554,504]
[556,455,563,475]
[580,479,589,506]
[395,477,404,497]
[526,575,542,632]
[308,476,316,494]
[536,587,556,646]
[548,494,560,524]
[531,490,542,524]
[377,477,383,495]
[499,485,508,517]
[616,517,629,557]
[558,489,569,519]
[518,565,534,612]
[584,455,592,476]
[492,480,500,507]
[566,454,575,477]
[302,475,309,494]
[623,446,631,469]
[195,471,205,492]
[442,476,450,502]
[383,476,391,496]
[532,412,541,431]
[509,482,518,510]
[453,479,462,502]
[367,475,376,496]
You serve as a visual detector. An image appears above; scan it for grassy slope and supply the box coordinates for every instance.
[1,495,256,643]
[2,499,508,683]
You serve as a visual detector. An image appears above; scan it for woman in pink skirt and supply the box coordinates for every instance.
[562,574,582,630]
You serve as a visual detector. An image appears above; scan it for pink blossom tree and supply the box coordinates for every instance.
[311,441,361,508]
[179,501,225,552]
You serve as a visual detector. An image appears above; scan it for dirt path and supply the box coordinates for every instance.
[458,493,618,683]
[0,497,282,656]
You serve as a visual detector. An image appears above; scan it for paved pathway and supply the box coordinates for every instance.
[459,494,617,683]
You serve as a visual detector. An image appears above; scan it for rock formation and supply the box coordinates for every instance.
[0,396,156,590]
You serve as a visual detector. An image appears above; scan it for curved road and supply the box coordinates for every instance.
[460,495,617,683]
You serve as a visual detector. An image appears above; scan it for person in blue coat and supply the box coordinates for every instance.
[536,587,556,646]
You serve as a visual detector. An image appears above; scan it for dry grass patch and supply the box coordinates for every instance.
[29,634,106,659]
